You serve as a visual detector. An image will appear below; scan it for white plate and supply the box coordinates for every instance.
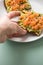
[0,0,43,42]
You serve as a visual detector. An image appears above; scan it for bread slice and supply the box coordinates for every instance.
[18,11,43,35]
[4,0,31,12]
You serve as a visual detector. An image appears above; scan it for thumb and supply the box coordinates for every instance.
[7,22,27,37]
[17,25,27,36]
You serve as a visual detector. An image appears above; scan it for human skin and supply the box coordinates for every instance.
[0,11,27,42]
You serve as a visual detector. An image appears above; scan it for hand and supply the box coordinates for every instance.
[0,11,27,42]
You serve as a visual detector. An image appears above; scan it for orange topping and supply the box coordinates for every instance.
[11,4,19,11]
[20,12,43,30]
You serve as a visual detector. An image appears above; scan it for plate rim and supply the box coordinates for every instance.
[9,35,43,43]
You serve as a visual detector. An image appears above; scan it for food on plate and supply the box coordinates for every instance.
[18,11,43,35]
[4,0,31,12]
[4,0,43,36]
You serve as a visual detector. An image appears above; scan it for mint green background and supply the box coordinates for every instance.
[0,38,43,65]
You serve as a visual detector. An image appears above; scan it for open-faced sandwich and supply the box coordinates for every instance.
[4,0,43,36]
[18,10,43,35]
[4,0,31,12]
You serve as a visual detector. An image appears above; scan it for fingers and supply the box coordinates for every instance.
[7,11,20,19]
[8,30,27,38]
[8,29,27,38]
[7,22,27,37]
[17,25,27,36]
